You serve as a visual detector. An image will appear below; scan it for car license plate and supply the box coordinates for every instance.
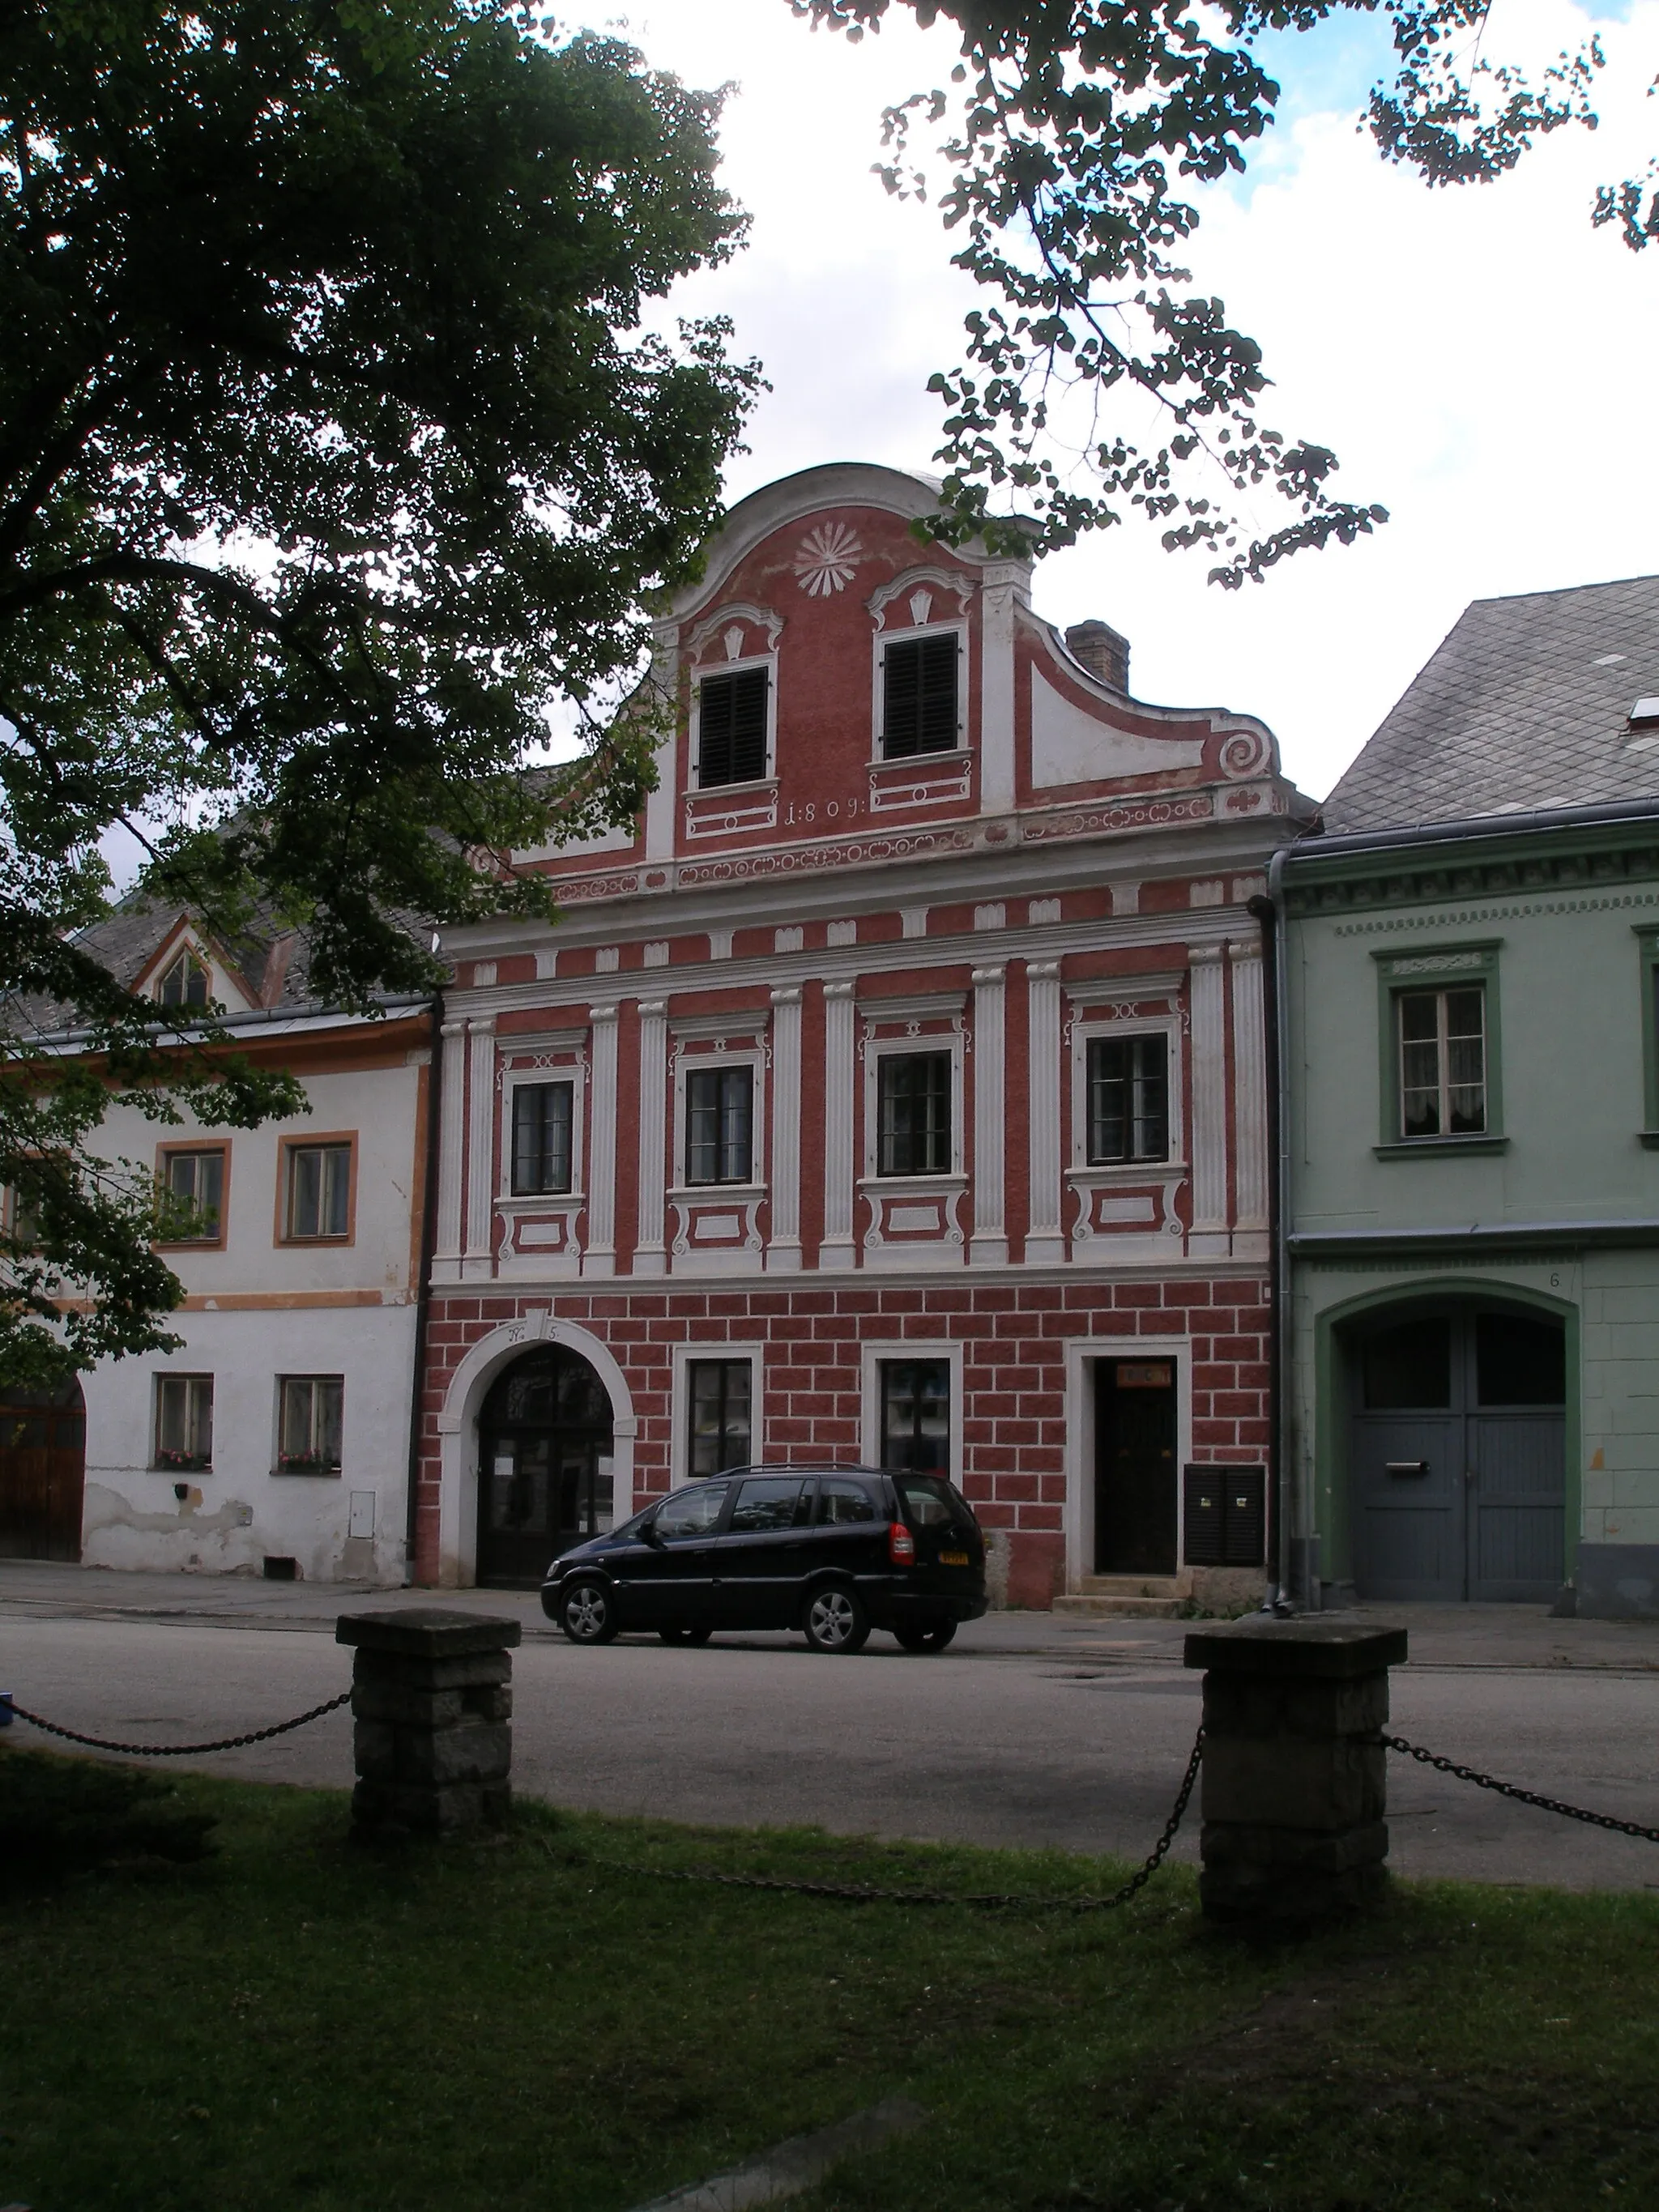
[940,1549,969,1566]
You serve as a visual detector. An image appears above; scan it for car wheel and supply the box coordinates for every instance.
[803,1584,869,1654]
[894,1622,957,1653]
[559,1577,618,1646]
[658,1624,713,1646]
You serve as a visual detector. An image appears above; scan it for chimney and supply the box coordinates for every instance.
[1064,619,1130,693]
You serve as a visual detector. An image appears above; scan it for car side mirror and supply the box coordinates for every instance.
[638,1519,663,1548]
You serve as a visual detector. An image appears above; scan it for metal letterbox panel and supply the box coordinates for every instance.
[1182,1465,1226,1566]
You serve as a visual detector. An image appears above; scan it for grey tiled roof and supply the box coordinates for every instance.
[1323,573,1659,834]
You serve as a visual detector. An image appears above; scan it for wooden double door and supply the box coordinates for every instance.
[1347,1306,1566,1603]
[1094,1358,1178,1575]
[477,1348,614,1586]
[0,1380,87,1560]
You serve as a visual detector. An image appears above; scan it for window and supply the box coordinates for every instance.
[729,1475,808,1532]
[686,1066,753,1185]
[511,1081,574,1195]
[1086,1034,1169,1163]
[1398,987,1486,1138]
[284,1140,352,1239]
[881,1358,950,1473]
[277,1376,343,1473]
[1373,943,1503,1153]
[688,1358,752,1475]
[157,950,209,1008]
[155,1375,212,1470]
[654,1479,731,1540]
[159,1147,225,1242]
[876,1051,951,1176]
[817,1477,877,1526]
[696,666,769,788]
[881,633,958,759]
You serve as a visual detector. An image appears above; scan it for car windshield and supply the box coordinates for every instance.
[894,1473,972,1529]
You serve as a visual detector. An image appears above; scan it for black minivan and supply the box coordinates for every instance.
[540,1464,987,1653]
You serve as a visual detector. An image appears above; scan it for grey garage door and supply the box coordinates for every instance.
[1348,1307,1566,1603]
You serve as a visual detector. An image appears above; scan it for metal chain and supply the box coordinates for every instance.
[7,1689,352,1758]
[1384,1733,1659,1843]
[593,1724,1205,1915]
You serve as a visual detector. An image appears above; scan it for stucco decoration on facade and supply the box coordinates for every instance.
[418,461,1312,1601]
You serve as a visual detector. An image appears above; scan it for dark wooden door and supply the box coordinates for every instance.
[0,1381,86,1560]
[1095,1359,1177,1574]
[477,1348,612,1586]
[1350,1308,1564,1602]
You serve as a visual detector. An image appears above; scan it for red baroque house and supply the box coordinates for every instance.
[417,464,1312,1607]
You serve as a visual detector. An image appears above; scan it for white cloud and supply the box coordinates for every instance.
[621,0,1659,799]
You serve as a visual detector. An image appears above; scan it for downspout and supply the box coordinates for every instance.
[403,988,444,1586]
[1250,866,1296,1613]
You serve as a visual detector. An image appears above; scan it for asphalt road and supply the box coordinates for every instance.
[5,1562,1659,1892]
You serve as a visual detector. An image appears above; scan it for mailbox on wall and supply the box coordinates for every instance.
[1183,1464,1266,1567]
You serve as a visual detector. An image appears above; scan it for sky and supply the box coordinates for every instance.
[606,0,1659,803]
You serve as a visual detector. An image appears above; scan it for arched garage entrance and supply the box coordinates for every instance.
[1343,1301,1566,1602]
[476,1345,614,1587]
[0,1377,87,1560]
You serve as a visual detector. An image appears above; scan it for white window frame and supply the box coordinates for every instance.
[499,1063,586,1202]
[690,651,778,792]
[672,1043,767,1196]
[859,1339,965,1477]
[672,1340,766,1487]
[1070,1013,1184,1171]
[1068,1006,1185,1174]
[860,1000,966,1183]
[868,620,968,765]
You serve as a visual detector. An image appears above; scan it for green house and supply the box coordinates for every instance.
[1278,576,1659,1617]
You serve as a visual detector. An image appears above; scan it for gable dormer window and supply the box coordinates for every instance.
[157,951,209,1009]
[881,633,959,758]
[696,666,769,788]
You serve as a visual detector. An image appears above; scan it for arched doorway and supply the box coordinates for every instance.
[0,1377,87,1560]
[476,1346,615,1586]
[1344,1301,1566,1602]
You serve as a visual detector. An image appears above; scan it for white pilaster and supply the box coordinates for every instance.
[1230,940,1269,1247]
[1188,943,1230,1253]
[821,982,857,1269]
[1026,961,1064,1265]
[633,999,668,1276]
[970,964,1008,1267]
[978,559,1028,816]
[585,1004,620,1277]
[768,987,803,1272]
[461,1016,497,1280]
[433,1018,468,1282]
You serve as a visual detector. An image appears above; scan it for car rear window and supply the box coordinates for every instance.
[730,1476,809,1532]
[894,1473,972,1529]
[817,1477,878,1526]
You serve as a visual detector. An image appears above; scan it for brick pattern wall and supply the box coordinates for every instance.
[418,1275,1269,1606]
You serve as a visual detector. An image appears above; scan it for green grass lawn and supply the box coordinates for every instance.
[3,1747,1658,2212]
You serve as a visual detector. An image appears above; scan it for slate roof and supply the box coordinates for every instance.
[1323,573,1659,835]
[11,895,425,1045]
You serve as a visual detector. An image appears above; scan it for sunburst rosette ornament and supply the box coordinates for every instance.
[792,522,864,597]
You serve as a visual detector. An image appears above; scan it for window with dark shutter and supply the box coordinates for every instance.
[697,667,769,787]
[881,633,959,758]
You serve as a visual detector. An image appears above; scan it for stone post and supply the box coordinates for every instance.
[337,1609,520,1839]
[1183,1619,1408,1924]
